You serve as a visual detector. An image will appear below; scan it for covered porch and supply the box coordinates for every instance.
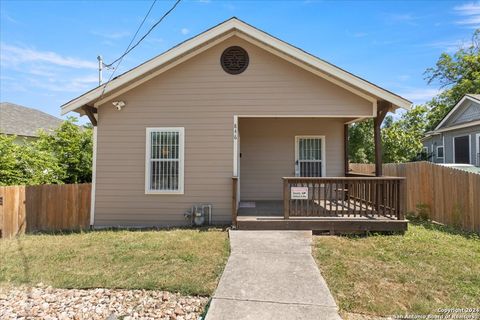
[233,177,406,233]
[231,103,407,233]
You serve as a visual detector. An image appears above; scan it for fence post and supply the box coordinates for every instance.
[283,178,290,219]
[398,178,406,220]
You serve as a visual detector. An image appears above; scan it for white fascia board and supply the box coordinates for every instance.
[61,18,411,115]
[434,96,476,130]
[433,120,480,133]
[232,22,411,110]
[61,21,239,115]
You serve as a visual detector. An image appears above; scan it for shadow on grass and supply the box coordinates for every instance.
[314,219,479,240]
[408,218,480,240]
[25,225,231,237]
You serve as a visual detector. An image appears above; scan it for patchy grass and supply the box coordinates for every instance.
[0,229,229,296]
[313,222,480,317]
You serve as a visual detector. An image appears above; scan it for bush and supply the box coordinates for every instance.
[0,117,92,186]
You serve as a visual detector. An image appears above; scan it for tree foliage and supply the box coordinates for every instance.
[0,118,92,186]
[348,120,374,163]
[349,28,479,164]
[382,105,428,163]
[424,29,480,130]
[348,106,428,164]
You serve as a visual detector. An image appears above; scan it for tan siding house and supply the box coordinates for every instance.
[62,18,411,231]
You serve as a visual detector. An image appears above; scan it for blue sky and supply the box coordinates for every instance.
[1,0,479,123]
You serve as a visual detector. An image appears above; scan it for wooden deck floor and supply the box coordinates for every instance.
[237,201,407,233]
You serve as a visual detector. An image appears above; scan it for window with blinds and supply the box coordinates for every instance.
[146,128,184,194]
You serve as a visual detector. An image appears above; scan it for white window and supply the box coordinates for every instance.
[436,146,444,158]
[145,128,184,194]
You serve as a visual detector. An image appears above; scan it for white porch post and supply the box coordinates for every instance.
[90,125,97,227]
[233,115,238,176]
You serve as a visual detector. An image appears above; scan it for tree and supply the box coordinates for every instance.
[348,105,428,164]
[348,120,374,163]
[0,135,63,186]
[382,105,428,163]
[424,29,480,130]
[35,118,93,184]
[0,117,92,186]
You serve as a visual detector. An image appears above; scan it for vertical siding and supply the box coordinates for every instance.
[239,118,345,200]
[95,36,373,227]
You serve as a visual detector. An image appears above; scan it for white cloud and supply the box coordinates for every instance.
[72,75,98,84]
[399,88,442,104]
[91,30,131,40]
[0,43,97,69]
[181,28,190,35]
[1,12,18,24]
[426,39,465,53]
[353,32,368,38]
[454,2,480,28]
[25,75,97,93]
[387,13,419,26]
[397,75,410,82]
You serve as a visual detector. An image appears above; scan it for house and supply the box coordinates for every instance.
[0,102,63,143]
[61,18,411,232]
[422,94,480,166]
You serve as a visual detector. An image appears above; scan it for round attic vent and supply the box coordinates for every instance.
[221,46,249,75]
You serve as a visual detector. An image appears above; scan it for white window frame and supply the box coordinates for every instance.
[475,133,480,167]
[145,127,185,194]
[294,135,326,177]
[436,145,444,159]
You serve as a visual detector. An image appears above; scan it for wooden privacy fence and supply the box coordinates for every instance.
[0,184,91,239]
[350,162,480,233]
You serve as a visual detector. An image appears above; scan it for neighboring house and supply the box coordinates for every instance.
[61,18,411,231]
[0,102,63,143]
[422,94,480,166]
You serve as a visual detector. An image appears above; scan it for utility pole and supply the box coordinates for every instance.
[97,55,103,86]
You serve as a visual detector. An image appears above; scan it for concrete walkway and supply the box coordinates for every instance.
[206,231,341,320]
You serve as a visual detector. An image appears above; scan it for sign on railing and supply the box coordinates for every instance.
[283,177,405,220]
[291,187,309,200]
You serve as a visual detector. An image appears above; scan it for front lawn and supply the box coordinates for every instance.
[0,229,229,296]
[314,222,480,318]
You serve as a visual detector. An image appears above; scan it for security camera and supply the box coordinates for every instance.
[112,101,126,110]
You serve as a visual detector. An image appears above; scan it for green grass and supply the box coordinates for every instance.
[313,222,480,317]
[0,229,229,295]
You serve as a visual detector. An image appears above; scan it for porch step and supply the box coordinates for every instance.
[236,217,408,233]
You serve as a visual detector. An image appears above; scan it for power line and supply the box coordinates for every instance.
[104,0,181,68]
[100,0,182,98]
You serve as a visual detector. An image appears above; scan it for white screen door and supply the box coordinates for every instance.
[295,136,325,177]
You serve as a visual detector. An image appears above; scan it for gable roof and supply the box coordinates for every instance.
[61,17,412,115]
[434,94,480,131]
[1,102,63,137]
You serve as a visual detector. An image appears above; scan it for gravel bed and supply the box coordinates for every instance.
[0,285,208,320]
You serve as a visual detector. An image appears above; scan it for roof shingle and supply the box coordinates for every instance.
[0,102,63,137]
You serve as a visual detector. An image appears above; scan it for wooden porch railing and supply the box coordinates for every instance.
[232,176,238,227]
[283,177,405,220]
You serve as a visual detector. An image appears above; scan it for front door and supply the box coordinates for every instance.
[295,136,325,177]
[454,135,470,164]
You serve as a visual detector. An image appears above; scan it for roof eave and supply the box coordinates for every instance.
[60,17,412,115]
